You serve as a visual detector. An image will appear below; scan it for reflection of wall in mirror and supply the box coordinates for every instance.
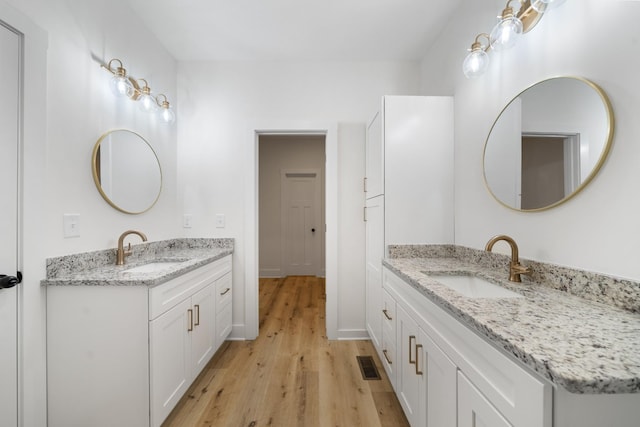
[100,132,160,213]
[485,98,522,209]
[521,79,607,182]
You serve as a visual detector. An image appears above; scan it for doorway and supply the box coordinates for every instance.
[258,135,326,278]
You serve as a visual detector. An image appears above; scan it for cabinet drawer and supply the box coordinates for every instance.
[382,288,396,332]
[381,330,397,388]
[149,256,232,320]
[215,272,232,310]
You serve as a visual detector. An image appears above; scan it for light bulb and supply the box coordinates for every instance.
[137,81,157,113]
[463,49,489,79]
[490,5,523,51]
[156,94,175,124]
[110,74,134,98]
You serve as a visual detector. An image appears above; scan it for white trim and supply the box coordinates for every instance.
[0,3,48,426]
[258,268,282,278]
[245,122,338,340]
[337,329,371,340]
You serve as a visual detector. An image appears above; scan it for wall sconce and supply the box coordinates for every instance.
[462,0,565,79]
[101,58,176,124]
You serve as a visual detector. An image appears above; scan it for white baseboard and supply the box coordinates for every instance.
[229,323,248,340]
[259,267,282,278]
[337,328,370,340]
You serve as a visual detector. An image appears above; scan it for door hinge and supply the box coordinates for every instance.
[363,177,367,193]
[363,207,367,222]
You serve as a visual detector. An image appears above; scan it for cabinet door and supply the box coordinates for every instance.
[365,195,384,351]
[424,333,457,427]
[396,305,426,426]
[458,371,513,427]
[365,109,383,198]
[150,298,192,427]
[191,283,216,375]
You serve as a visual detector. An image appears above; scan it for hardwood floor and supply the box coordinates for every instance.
[162,276,409,427]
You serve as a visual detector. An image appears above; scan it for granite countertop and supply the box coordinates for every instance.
[41,238,233,288]
[383,256,640,395]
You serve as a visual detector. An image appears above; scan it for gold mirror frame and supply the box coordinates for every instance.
[483,76,615,212]
[91,129,162,214]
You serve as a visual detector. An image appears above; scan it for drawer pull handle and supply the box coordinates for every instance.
[382,349,392,365]
[415,344,424,376]
[382,309,392,320]
[194,304,200,326]
[409,335,416,365]
[220,288,230,296]
[187,309,193,332]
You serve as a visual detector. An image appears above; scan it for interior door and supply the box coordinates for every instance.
[0,19,21,427]
[281,170,322,276]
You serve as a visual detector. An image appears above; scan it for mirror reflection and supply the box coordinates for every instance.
[92,129,162,214]
[483,77,614,211]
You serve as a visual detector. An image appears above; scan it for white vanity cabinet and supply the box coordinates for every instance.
[47,255,233,427]
[383,266,552,427]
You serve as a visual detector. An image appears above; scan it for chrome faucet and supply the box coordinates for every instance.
[116,230,148,265]
[485,235,532,282]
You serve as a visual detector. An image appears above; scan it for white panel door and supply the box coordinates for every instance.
[365,109,383,198]
[365,195,384,351]
[281,170,322,276]
[150,298,192,427]
[396,305,426,426]
[191,283,215,375]
[458,371,513,427]
[0,20,21,427]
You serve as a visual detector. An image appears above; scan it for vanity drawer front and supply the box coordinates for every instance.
[149,256,232,320]
[382,288,396,334]
[215,272,232,310]
[216,302,232,348]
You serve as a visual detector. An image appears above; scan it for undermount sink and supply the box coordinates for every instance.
[425,273,523,299]
[123,261,186,274]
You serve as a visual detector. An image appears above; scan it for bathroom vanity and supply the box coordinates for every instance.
[374,245,640,427]
[43,238,233,427]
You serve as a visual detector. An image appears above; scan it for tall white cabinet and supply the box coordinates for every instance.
[364,96,454,364]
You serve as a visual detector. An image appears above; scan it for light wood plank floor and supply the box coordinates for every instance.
[163,276,409,427]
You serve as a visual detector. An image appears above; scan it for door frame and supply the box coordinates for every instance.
[0,3,48,426]
[280,168,323,277]
[245,122,338,340]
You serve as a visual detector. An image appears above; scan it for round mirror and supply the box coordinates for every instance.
[483,76,614,211]
[92,129,162,214]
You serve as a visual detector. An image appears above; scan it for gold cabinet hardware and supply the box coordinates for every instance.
[415,343,424,376]
[382,309,392,321]
[194,304,200,326]
[409,335,416,364]
[187,309,193,332]
[221,288,230,296]
[383,349,392,365]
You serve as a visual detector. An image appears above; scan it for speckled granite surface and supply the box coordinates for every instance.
[384,245,640,395]
[42,238,233,288]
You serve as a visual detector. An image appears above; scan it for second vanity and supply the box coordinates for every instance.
[43,238,234,427]
[377,244,640,427]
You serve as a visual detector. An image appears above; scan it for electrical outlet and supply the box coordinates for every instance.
[63,214,80,238]
[215,214,225,228]
[183,214,193,228]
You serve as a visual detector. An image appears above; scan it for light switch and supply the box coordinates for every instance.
[215,214,225,228]
[183,214,193,228]
[63,214,80,238]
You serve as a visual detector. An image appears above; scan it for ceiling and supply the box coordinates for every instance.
[123,0,462,61]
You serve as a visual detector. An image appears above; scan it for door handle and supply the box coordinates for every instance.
[0,271,22,289]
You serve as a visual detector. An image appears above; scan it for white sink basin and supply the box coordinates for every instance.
[123,261,184,274]
[426,274,523,299]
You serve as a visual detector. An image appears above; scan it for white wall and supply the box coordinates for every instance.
[258,134,325,277]
[1,0,178,425]
[177,61,420,337]
[421,0,640,280]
